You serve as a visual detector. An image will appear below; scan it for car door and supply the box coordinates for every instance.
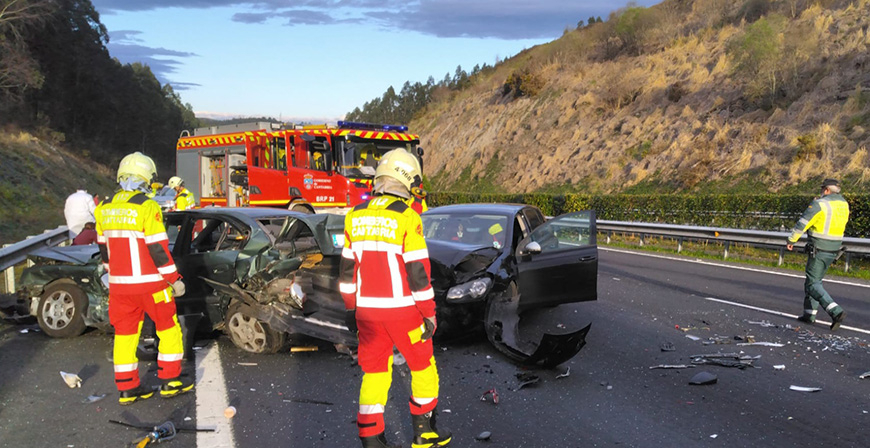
[514,210,598,311]
[174,215,243,306]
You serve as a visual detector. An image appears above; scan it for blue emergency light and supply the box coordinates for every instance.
[337,121,408,133]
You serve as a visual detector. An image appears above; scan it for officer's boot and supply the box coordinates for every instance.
[412,410,452,448]
[360,432,400,448]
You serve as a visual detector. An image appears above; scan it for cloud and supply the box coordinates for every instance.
[107,31,199,89]
[94,0,660,39]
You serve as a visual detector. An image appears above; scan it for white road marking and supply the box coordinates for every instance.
[702,296,870,336]
[600,247,870,289]
[195,342,236,448]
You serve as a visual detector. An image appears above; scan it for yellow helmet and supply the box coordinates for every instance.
[375,148,422,191]
[117,152,157,184]
[167,176,184,188]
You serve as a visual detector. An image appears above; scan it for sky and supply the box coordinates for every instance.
[92,0,660,123]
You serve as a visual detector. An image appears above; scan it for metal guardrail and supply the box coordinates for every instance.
[597,220,870,272]
[1,226,69,293]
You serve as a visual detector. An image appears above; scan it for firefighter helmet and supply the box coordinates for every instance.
[375,148,422,191]
[117,152,157,184]
[167,176,185,189]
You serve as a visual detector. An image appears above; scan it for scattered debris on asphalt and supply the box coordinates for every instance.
[746,320,778,328]
[774,365,786,370]
[660,342,675,352]
[789,385,822,393]
[237,362,257,366]
[736,342,784,347]
[289,346,318,353]
[859,371,870,379]
[282,398,334,405]
[555,367,570,379]
[689,371,717,385]
[710,434,719,439]
[224,406,237,419]
[676,324,709,332]
[393,352,406,366]
[599,381,613,390]
[476,431,492,441]
[690,353,760,369]
[649,364,695,370]
[685,335,701,341]
[480,388,499,404]
[516,372,540,390]
[83,394,106,404]
[60,371,82,388]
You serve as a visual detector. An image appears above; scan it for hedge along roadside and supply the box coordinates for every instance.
[427,193,870,238]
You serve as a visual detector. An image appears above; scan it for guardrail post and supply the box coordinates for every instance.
[639,233,645,247]
[777,248,784,266]
[677,238,683,253]
[723,241,730,259]
[844,253,851,273]
[606,231,611,244]
[2,244,12,294]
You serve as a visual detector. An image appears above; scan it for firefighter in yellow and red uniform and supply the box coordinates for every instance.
[95,152,193,405]
[340,148,451,448]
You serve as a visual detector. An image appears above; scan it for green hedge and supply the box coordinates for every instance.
[428,193,870,238]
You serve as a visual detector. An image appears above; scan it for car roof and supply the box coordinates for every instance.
[424,203,533,215]
[168,207,305,219]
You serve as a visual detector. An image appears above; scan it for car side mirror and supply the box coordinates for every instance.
[523,241,542,255]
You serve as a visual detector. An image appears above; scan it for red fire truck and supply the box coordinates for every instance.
[175,121,423,212]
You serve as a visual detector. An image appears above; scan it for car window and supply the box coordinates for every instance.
[257,217,288,239]
[522,208,545,230]
[190,218,246,253]
[422,213,509,249]
[527,211,595,253]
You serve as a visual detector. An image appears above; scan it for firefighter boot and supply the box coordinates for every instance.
[360,432,400,448]
[119,385,155,405]
[830,310,847,331]
[412,410,452,448]
[160,377,194,398]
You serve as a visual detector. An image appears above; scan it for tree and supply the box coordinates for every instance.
[727,15,785,102]
[0,0,52,113]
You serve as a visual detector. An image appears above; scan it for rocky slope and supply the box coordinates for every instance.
[414,1,870,194]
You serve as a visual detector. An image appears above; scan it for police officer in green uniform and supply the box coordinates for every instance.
[786,178,850,330]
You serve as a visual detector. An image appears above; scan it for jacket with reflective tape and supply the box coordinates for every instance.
[788,193,850,251]
[175,188,195,211]
[339,195,435,321]
[95,191,180,295]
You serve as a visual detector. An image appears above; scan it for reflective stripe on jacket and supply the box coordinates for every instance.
[95,191,180,295]
[788,193,850,251]
[339,195,435,321]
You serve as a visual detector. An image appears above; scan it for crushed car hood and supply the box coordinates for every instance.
[426,240,500,288]
[27,245,100,265]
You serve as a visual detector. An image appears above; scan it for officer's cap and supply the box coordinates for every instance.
[821,178,840,188]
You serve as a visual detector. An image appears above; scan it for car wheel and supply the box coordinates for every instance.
[37,280,88,338]
[225,301,285,354]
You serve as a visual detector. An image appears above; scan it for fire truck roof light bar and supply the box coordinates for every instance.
[337,121,407,133]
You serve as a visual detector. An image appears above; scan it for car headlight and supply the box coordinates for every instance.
[446,277,492,302]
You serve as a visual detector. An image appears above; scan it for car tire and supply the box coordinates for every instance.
[225,301,285,354]
[36,280,88,338]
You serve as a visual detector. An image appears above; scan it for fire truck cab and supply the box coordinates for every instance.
[175,121,422,213]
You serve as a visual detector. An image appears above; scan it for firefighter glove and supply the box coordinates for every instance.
[171,279,186,297]
[345,309,358,334]
[421,316,437,341]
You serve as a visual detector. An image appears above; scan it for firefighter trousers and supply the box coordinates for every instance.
[803,250,843,318]
[356,317,440,438]
[109,286,184,391]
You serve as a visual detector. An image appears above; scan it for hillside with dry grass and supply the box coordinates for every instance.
[415,0,870,195]
[0,129,116,244]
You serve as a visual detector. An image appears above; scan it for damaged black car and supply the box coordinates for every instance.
[422,204,598,367]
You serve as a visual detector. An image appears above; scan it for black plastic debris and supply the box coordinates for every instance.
[516,372,540,390]
[660,342,676,352]
[689,371,718,385]
[476,431,492,441]
[690,352,760,369]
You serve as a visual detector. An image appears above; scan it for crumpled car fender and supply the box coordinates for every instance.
[484,286,590,369]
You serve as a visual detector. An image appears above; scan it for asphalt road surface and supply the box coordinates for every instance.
[2,247,869,447]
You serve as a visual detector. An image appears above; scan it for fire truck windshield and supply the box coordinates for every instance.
[338,140,414,178]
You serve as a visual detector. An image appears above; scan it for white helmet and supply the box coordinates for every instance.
[375,148,422,191]
[117,152,157,184]
[167,176,184,189]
